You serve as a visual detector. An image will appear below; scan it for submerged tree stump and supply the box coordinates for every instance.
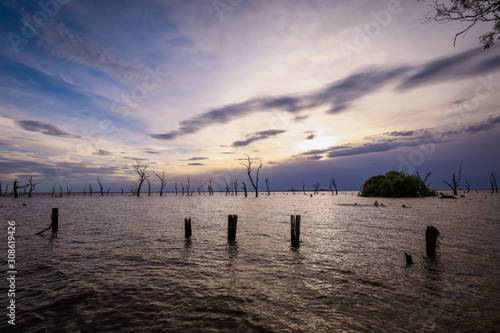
[228,215,238,241]
[426,225,440,257]
[185,218,192,238]
[291,215,301,246]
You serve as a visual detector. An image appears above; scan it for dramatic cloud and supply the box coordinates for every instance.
[93,149,113,156]
[232,130,286,147]
[305,134,316,140]
[188,163,204,166]
[16,120,83,139]
[295,115,500,160]
[150,67,411,140]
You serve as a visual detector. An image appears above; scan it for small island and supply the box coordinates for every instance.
[360,171,437,198]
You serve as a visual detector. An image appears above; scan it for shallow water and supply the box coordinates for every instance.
[1,191,500,332]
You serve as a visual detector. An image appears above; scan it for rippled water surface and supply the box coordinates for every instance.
[1,192,500,332]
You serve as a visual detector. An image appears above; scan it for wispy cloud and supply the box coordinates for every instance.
[16,120,83,139]
[232,129,286,147]
[93,149,113,156]
[188,162,204,166]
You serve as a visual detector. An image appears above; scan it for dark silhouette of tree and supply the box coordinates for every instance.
[130,184,138,196]
[197,180,204,195]
[4,183,9,197]
[490,172,498,193]
[420,0,500,48]
[417,171,432,188]
[443,162,463,195]
[330,178,338,195]
[312,181,320,195]
[121,187,124,195]
[89,183,93,195]
[82,185,87,195]
[241,154,262,197]
[291,187,295,195]
[181,181,185,196]
[27,177,39,197]
[133,162,149,197]
[302,178,306,195]
[106,188,110,196]
[175,180,178,195]
[208,178,214,196]
[13,180,28,198]
[50,183,56,196]
[59,186,63,197]
[233,179,239,196]
[224,181,230,196]
[241,181,248,197]
[265,178,271,195]
[465,179,472,192]
[152,170,167,196]
[66,183,72,196]
[146,178,151,196]
[96,177,104,196]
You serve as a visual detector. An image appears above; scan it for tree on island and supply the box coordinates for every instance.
[419,0,500,48]
[360,170,436,197]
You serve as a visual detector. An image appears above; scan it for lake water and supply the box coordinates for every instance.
[1,191,500,332]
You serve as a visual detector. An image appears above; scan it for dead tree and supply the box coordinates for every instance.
[59,186,63,197]
[27,177,40,197]
[152,170,167,196]
[291,187,295,195]
[224,181,230,196]
[82,185,87,195]
[241,154,262,197]
[96,177,104,196]
[241,181,248,197]
[233,179,239,196]
[197,180,204,195]
[106,188,110,196]
[302,178,306,195]
[490,172,498,194]
[417,171,432,188]
[89,183,93,195]
[146,178,151,196]
[181,182,185,196]
[208,178,214,196]
[50,183,56,196]
[443,163,462,196]
[312,181,320,195]
[330,178,338,195]
[130,184,138,196]
[265,178,270,195]
[13,180,28,198]
[121,188,124,195]
[66,183,72,196]
[175,180,178,195]
[186,175,191,196]
[133,162,149,197]
[465,179,471,192]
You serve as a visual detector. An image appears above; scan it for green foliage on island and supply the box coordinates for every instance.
[360,171,437,198]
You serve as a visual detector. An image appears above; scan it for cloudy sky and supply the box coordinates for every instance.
[1,0,499,192]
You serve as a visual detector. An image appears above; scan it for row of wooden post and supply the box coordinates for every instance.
[41,209,440,260]
[184,214,301,245]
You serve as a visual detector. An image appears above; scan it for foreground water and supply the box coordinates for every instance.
[1,191,500,332]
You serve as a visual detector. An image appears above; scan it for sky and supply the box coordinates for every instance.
[0,0,499,193]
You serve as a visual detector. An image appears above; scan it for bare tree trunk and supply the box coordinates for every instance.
[59,186,63,197]
[133,162,148,197]
[51,183,56,196]
[490,172,498,194]
[89,183,92,195]
[146,178,151,196]
[302,178,306,195]
[312,181,320,195]
[291,187,295,195]
[121,188,124,195]
[97,177,104,196]
[330,178,338,195]
[241,154,262,197]
[186,176,191,196]
[241,182,248,197]
[265,178,270,195]
[152,170,167,196]
[234,179,239,196]
[27,177,39,197]
[225,181,230,196]
[465,180,471,192]
[443,163,463,196]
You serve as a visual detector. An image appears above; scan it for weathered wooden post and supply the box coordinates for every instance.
[51,208,58,233]
[185,218,192,238]
[291,215,300,246]
[228,215,238,241]
[426,225,440,257]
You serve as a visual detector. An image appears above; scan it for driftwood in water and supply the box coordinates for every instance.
[426,225,440,257]
[185,218,192,238]
[291,215,301,246]
[36,208,58,235]
[439,192,455,199]
[228,215,238,241]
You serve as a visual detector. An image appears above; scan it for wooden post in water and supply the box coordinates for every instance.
[185,218,192,238]
[51,208,58,233]
[291,215,300,246]
[425,225,440,257]
[228,215,238,241]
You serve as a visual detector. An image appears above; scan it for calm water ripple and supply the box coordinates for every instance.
[1,192,500,332]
